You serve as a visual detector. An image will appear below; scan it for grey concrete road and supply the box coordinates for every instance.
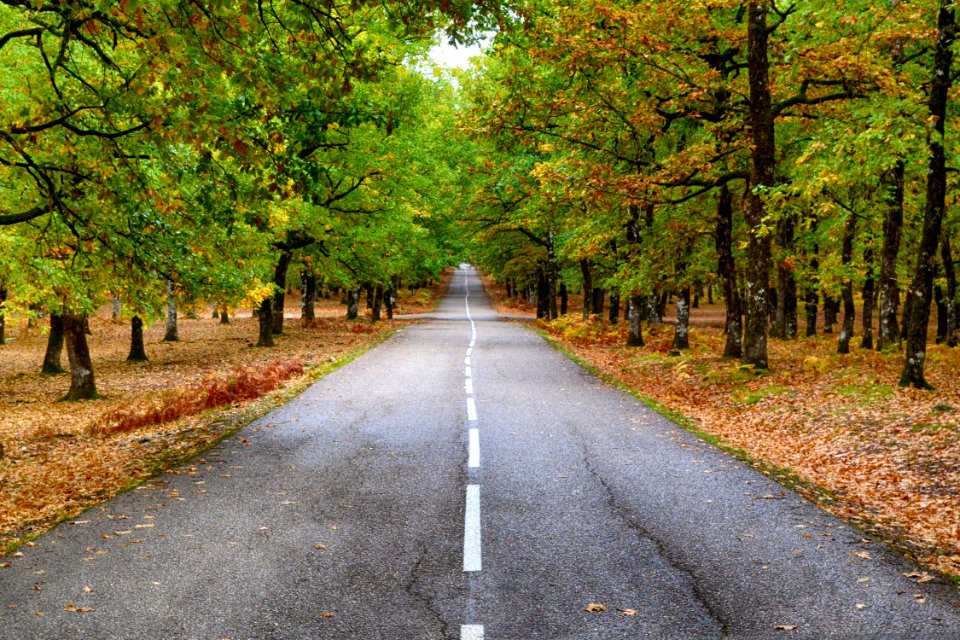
[1,265,958,639]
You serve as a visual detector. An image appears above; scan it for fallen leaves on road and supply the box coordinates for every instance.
[64,603,94,613]
[585,602,607,612]
[773,624,798,631]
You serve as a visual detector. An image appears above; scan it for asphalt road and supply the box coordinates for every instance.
[1,265,959,639]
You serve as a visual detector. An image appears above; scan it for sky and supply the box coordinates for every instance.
[427,38,487,70]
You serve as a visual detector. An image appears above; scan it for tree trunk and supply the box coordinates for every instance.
[715,184,742,358]
[301,270,317,324]
[271,250,293,335]
[592,288,604,317]
[112,296,121,320]
[901,0,955,388]
[387,276,399,320]
[672,288,691,351]
[163,278,179,342]
[41,312,65,374]
[61,313,97,401]
[372,286,383,323]
[346,288,361,320]
[823,292,839,334]
[127,316,148,362]
[559,283,568,316]
[580,258,592,321]
[878,161,905,350]
[219,304,230,325]
[536,268,549,319]
[212,305,220,320]
[862,246,876,350]
[838,212,857,354]
[935,284,948,344]
[546,233,559,320]
[256,297,274,347]
[942,234,957,346]
[627,296,645,347]
[771,213,798,339]
[804,287,819,337]
[608,291,620,324]
[0,284,6,346]
[743,0,775,371]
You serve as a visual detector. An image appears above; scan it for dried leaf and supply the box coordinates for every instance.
[850,551,872,560]
[621,608,638,616]
[64,602,94,613]
[773,625,797,631]
[585,603,607,613]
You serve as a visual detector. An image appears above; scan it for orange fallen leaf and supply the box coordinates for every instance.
[64,602,95,613]
[320,612,335,618]
[585,603,607,612]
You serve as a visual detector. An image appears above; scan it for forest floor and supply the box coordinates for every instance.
[485,279,960,581]
[0,280,448,554]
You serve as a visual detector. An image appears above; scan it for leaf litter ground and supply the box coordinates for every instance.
[0,284,446,553]
[484,279,960,580]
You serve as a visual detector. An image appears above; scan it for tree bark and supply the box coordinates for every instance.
[771,213,798,339]
[371,286,383,323]
[901,0,955,388]
[271,250,293,335]
[592,288,605,317]
[61,313,97,401]
[163,278,179,342]
[301,270,317,324]
[804,287,819,337]
[935,284,948,344]
[559,283,568,316]
[627,296,645,346]
[608,291,620,324]
[256,297,274,347]
[580,258,592,321]
[715,184,742,358]
[823,292,839,334]
[942,234,957,346]
[536,268,549,319]
[838,212,857,354]
[0,284,6,346]
[346,288,360,320]
[672,288,692,350]
[743,0,775,371]
[878,161,905,350]
[862,246,876,350]
[127,316,148,361]
[42,312,65,374]
[219,304,230,325]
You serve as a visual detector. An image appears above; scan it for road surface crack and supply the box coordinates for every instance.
[403,541,454,639]
[580,447,731,637]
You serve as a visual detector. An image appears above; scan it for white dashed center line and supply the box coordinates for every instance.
[466,397,478,421]
[465,378,474,395]
[463,484,482,571]
[461,624,485,640]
